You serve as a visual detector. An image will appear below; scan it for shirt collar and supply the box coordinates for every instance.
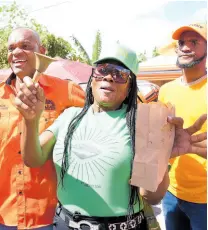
[1,72,51,87]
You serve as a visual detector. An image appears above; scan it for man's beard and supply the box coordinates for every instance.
[176,53,207,69]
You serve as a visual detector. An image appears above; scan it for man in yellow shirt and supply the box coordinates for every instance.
[159,23,207,230]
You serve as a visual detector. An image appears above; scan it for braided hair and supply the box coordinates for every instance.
[60,63,139,220]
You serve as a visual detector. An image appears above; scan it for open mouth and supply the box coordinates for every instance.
[100,86,114,92]
[13,59,27,63]
[12,60,27,67]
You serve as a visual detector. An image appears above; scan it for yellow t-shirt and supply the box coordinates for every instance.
[159,77,207,203]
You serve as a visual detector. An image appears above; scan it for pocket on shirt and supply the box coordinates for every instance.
[39,110,58,132]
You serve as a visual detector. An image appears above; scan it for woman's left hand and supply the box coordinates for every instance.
[168,114,207,158]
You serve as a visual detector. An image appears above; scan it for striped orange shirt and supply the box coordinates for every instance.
[0,73,85,229]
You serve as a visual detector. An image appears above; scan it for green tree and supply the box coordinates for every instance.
[137,51,147,63]
[91,30,102,63]
[0,42,8,68]
[0,2,88,68]
[70,35,91,65]
[0,29,10,68]
[0,2,29,30]
[152,46,160,57]
[42,33,72,58]
[70,30,102,65]
[0,1,26,68]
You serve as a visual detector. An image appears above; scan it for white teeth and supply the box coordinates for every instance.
[13,60,26,63]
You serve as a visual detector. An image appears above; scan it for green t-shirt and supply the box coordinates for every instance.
[47,105,143,216]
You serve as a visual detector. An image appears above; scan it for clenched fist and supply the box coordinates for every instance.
[15,76,45,120]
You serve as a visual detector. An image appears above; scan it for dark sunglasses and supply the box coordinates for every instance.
[93,63,131,84]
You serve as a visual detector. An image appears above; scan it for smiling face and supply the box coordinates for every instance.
[91,60,131,111]
[176,31,207,69]
[7,28,45,79]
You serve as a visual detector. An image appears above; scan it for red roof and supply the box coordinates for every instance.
[0,60,92,84]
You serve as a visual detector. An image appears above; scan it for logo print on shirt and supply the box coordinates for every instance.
[45,99,56,110]
[72,142,102,159]
[0,104,8,110]
[54,126,119,185]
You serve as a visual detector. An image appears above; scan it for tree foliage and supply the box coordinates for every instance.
[70,29,102,65]
[92,30,102,63]
[152,46,160,57]
[0,2,159,69]
[137,51,147,63]
[42,33,73,58]
[0,2,89,68]
[70,35,92,65]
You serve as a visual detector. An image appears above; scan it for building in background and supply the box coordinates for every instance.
[138,55,182,87]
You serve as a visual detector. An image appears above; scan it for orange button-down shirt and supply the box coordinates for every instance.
[0,73,85,229]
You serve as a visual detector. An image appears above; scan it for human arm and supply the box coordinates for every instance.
[15,76,56,167]
[21,120,56,167]
[140,170,169,205]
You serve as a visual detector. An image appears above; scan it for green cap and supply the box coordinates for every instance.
[94,44,139,76]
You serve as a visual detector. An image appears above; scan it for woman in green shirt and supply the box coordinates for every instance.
[16,44,207,230]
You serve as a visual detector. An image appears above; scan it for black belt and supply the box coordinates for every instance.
[56,204,145,230]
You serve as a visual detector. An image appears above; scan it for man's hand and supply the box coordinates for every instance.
[168,114,207,158]
[15,76,45,121]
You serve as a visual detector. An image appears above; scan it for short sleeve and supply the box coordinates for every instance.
[46,107,81,139]
[46,109,69,139]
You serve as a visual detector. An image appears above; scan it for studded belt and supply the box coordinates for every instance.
[55,204,145,230]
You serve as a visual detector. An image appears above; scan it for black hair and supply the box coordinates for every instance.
[60,62,139,221]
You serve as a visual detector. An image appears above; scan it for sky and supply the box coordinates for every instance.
[0,0,207,58]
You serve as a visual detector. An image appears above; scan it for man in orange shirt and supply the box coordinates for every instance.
[159,23,207,230]
[0,27,85,229]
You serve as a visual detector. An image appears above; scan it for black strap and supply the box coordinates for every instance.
[56,203,136,223]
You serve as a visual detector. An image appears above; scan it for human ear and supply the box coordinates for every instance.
[39,46,46,54]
